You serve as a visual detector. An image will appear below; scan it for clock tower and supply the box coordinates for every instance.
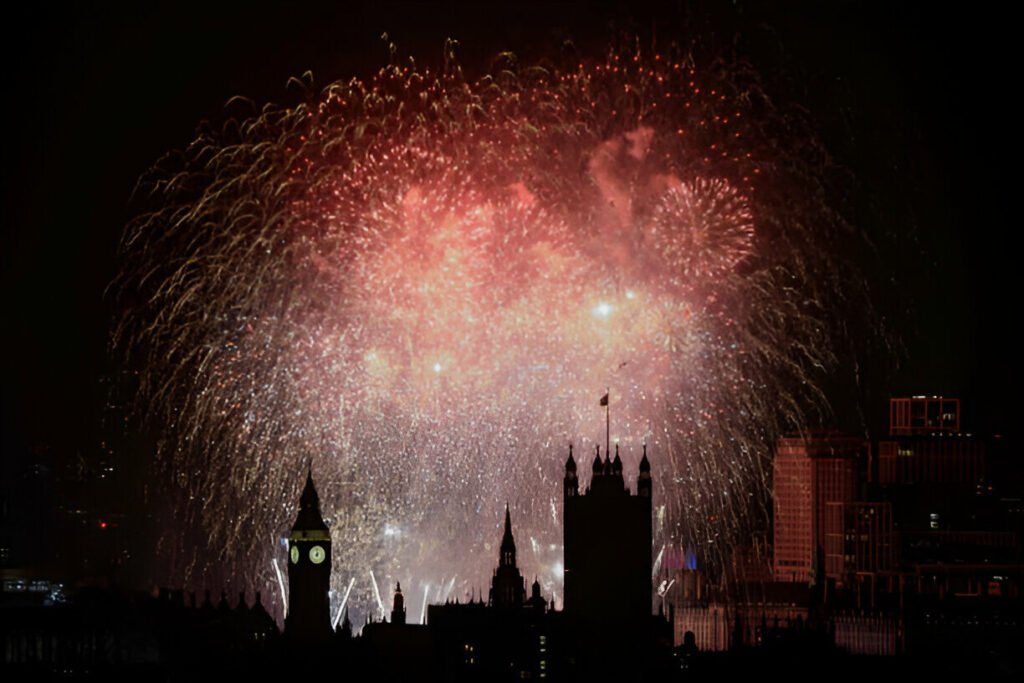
[284,467,332,641]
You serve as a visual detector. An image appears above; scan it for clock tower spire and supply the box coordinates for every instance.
[285,465,332,642]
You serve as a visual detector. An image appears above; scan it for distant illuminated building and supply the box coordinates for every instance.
[772,432,868,583]
[888,396,960,435]
[875,397,1012,601]
[823,501,895,587]
[878,397,983,485]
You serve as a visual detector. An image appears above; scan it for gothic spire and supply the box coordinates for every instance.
[293,465,328,532]
[500,503,516,568]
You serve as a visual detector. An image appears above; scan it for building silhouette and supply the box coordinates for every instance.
[6,396,1024,677]
[425,505,562,681]
[563,443,652,627]
[284,468,332,642]
[489,504,526,609]
[390,582,406,625]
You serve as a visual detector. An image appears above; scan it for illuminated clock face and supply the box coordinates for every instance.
[290,545,299,564]
[309,545,326,565]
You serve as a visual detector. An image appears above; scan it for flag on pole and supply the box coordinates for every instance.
[601,389,610,458]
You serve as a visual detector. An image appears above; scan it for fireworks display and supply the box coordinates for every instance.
[115,38,859,623]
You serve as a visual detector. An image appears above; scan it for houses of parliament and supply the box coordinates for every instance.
[280,444,672,680]
[6,396,1022,677]
[0,443,671,680]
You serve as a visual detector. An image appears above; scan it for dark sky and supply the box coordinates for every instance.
[1,1,1018,470]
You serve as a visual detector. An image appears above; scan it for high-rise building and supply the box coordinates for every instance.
[823,501,895,586]
[878,397,983,486]
[284,469,332,641]
[772,432,867,583]
[888,396,960,435]
[563,443,652,627]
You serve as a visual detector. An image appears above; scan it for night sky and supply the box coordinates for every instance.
[1,0,1018,474]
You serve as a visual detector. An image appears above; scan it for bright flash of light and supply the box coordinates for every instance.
[272,559,287,615]
[333,576,356,629]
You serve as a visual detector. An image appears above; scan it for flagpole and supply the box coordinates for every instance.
[605,386,610,459]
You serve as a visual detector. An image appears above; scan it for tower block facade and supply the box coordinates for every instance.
[285,469,332,641]
[563,444,652,627]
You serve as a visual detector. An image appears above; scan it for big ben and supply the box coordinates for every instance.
[284,467,332,641]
